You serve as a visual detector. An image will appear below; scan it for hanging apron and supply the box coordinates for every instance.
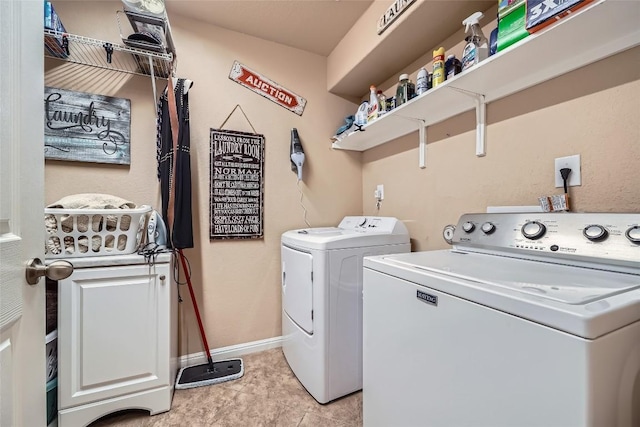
[156,78,194,249]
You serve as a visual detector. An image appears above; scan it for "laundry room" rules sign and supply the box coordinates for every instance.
[210,129,265,240]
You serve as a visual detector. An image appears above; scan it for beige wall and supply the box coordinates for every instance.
[363,46,640,252]
[45,2,362,354]
[44,2,640,356]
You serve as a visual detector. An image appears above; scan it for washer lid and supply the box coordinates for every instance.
[384,251,640,304]
[364,250,640,339]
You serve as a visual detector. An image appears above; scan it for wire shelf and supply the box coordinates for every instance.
[44,29,174,78]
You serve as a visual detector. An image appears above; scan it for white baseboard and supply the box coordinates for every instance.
[179,336,283,368]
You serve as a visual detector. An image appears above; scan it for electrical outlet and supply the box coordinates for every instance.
[555,155,581,188]
[375,184,384,201]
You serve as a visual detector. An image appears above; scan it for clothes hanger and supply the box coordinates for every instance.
[170,76,193,94]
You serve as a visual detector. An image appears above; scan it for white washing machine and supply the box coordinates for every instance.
[281,216,410,404]
[363,212,640,427]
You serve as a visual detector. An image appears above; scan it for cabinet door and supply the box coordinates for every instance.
[58,263,171,410]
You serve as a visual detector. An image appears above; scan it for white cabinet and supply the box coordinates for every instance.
[56,253,177,427]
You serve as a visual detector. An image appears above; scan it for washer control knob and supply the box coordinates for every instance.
[462,222,475,233]
[521,221,546,240]
[583,225,608,242]
[626,226,640,244]
[358,218,368,227]
[443,225,456,244]
[481,222,496,235]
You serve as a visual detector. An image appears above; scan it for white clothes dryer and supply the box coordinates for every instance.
[363,212,640,427]
[281,216,410,404]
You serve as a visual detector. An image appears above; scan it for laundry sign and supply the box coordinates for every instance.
[210,128,265,240]
[377,0,417,34]
[229,61,306,116]
[44,87,131,165]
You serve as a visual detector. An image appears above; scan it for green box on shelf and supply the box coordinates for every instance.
[497,0,530,52]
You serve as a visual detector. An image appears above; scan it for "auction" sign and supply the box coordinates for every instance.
[229,61,306,116]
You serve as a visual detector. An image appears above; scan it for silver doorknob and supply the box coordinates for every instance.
[25,258,73,285]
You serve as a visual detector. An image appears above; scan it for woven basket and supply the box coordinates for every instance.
[44,205,151,258]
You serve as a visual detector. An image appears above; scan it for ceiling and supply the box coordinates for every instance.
[163,0,496,98]
[165,0,374,57]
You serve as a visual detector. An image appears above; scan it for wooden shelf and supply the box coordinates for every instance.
[332,0,640,153]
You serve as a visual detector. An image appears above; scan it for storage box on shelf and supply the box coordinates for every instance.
[332,0,640,159]
[44,1,69,58]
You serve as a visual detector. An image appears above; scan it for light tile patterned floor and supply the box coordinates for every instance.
[90,348,363,427]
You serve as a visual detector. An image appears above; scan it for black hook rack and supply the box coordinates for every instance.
[103,42,114,64]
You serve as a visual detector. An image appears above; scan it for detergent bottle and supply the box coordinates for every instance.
[395,74,415,107]
[461,11,489,71]
[367,85,380,122]
[377,90,387,116]
[416,67,430,95]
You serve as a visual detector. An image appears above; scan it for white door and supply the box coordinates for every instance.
[0,1,46,426]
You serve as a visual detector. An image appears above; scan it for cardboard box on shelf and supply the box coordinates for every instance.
[44,1,69,58]
[526,0,594,33]
[498,0,525,18]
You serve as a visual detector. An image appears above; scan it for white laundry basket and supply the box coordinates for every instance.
[44,205,151,258]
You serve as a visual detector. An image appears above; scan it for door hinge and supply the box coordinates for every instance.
[311,310,314,320]
[311,271,313,282]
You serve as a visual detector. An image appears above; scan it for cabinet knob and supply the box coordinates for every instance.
[25,258,73,285]
[160,275,166,281]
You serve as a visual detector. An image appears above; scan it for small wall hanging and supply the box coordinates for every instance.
[378,0,417,35]
[210,105,265,240]
[44,87,131,165]
[229,61,306,116]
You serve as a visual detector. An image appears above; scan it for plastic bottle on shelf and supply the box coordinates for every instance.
[432,47,445,87]
[445,55,462,80]
[376,90,387,116]
[355,101,368,126]
[416,67,430,95]
[367,85,380,122]
[461,11,489,71]
[489,27,498,56]
[395,74,415,107]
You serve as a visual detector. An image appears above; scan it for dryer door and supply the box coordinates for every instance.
[282,245,313,334]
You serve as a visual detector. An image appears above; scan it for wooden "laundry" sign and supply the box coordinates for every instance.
[229,61,306,116]
[44,87,131,165]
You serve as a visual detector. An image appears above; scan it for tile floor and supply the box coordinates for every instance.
[90,348,363,427]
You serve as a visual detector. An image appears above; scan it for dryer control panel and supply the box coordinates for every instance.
[452,212,640,269]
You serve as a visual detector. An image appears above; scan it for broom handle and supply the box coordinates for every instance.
[178,249,215,368]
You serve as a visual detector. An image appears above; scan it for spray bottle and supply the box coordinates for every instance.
[432,47,445,87]
[461,12,488,71]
